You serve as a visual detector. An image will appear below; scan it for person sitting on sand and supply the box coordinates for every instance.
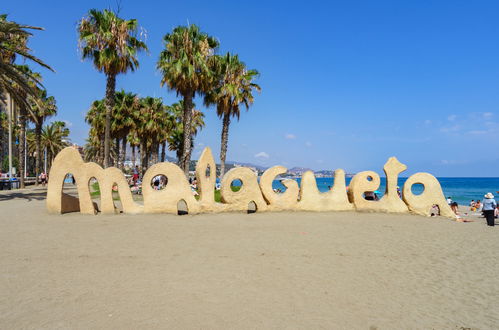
[430,204,440,216]
[475,200,482,211]
[450,201,459,214]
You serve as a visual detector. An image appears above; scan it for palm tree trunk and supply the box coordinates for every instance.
[140,142,148,177]
[99,134,105,166]
[153,144,159,165]
[131,144,136,167]
[180,91,194,175]
[121,138,127,169]
[104,74,116,168]
[219,113,231,179]
[114,137,120,167]
[160,142,166,162]
[19,110,26,188]
[35,121,42,186]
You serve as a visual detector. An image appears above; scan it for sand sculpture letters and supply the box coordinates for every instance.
[46,147,457,219]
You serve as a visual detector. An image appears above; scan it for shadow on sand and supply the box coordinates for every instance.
[0,189,47,202]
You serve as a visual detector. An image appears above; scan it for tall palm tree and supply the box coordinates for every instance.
[134,97,172,174]
[40,121,70,171]
[204,53,260,178]
[111,90,138,168]
[10,65,41,188]
[167,101,205,166]
[157,24,218,175]
[127,132,140,167]
[0,14,54,111]
[85,99,106,165]
[29,88,56,185]
[78,9,147,168]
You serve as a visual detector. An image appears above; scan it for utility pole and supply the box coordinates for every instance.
[7,94,13,183]
[24,132,27,179]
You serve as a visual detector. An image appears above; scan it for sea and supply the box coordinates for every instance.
[265,177,499,205]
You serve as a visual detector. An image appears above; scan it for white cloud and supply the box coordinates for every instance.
[447,114,457,121]
[440,124,460,133]
[254,151,269,159]
[62,120,73,127]
[285,133,296,140]
[467,130,488,135]
[424,119,432,125]
[483,112,493,119]
[316,159,324,164]
[305,141,312,147]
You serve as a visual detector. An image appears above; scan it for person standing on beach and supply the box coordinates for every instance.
[482,193,497,227]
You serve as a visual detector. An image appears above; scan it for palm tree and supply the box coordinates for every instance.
[134,97,172,174]
[167,101,205,166]
[111,90,139,168]
[40,121,70,171]
[157,24,218,175]
[29,88,56,185]
[204,53,260,178]
[11,65,41,188]
[0,14,54,111]
[82,139,100,162]
[78,9,147,168]
[127,133,140,167]
[85,99,106,165]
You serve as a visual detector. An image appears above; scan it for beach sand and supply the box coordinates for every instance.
[1,187,498,329]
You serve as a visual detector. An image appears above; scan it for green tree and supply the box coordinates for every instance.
[14,65,43,187]
[0,14,54,111]
[167,101,205,165]
[111,90,139,168]
[134,97,172,174]
[85,99,106,165]
[29,88,56,185]
[78,9,147,168]
[157,24,218,175]
[204,53,260,178]
[38,121,70,171]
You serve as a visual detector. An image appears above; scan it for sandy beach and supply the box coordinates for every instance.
[1,187,498,329]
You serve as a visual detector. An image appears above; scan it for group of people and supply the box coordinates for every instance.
[447,193,498,227]
[447,193,498,226]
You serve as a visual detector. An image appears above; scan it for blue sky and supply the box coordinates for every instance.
[4,0,498,176]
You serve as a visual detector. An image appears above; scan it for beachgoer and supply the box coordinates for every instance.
[40,172,47,187]
[397,186,402,198]
[475,200,482,211]
[450,201,459,215]
[364,191,375,201]
[132,166,139,184]
[430,204,440,216]
[482,193,497,226]
[469,200,476,211]
[446,197,453,205]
